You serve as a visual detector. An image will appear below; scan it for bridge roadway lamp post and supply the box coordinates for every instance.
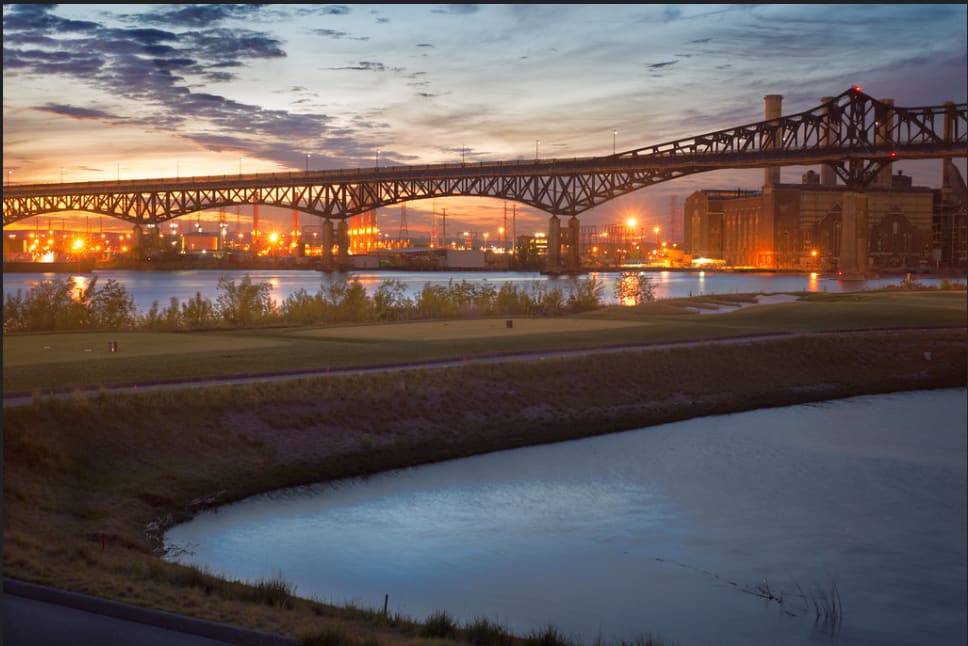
[613,129,617,155]
[535,140,539,161]
[305,153,310,172]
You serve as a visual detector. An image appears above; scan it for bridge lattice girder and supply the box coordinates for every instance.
[3,87,966,227]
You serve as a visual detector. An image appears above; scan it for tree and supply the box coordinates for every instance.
[613,271,656,306]
[215,275,275,326]
[88,279,136,329]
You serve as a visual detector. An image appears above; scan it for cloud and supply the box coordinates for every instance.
[36,103,124,121]
[431,5,481,16]
[647,60,679,70]
[2,4,373,170]
[2,4,98,33]
[137,4,270,28]
[327,61,404,73]
[313,28,369,41]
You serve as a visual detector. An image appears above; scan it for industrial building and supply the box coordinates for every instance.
[683,96,967,273]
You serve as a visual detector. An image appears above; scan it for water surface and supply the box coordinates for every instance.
[3,268,949,313]
[165,389,967,646]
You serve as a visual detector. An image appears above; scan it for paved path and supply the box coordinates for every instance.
[3,578,296,646]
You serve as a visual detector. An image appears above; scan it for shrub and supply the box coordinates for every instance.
[421,609,457,638]
[216,275,276,326]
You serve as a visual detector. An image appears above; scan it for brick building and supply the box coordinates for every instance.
[683,94,965,273]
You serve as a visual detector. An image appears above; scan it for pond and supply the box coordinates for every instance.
[165,389,967,646]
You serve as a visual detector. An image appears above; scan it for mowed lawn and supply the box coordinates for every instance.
[4,289,965,394]
[1,331,287,367]
[293,316,646,341]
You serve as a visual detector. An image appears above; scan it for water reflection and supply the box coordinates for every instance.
[71,275,90,300]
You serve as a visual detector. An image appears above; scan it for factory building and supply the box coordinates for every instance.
[683,95,966,273]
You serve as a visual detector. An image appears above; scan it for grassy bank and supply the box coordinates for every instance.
[3,290,966,645]
[4,289,966,395]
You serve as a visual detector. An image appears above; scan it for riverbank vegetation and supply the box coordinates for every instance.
[3,289,966,646]
[3,273,625,333]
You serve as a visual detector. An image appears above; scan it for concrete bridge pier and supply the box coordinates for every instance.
[336,219,349,269]
[131,224,143,258]
[566,216,581,271]
[547,214,561,272]
[320,219,335,271]
[839,192,870,278]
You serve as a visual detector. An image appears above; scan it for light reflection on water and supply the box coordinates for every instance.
[165,389,967,646]
[2,268,954,313]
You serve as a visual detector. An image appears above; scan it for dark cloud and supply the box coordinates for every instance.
[431,5,480,16]
[36,103,123,121]
[2,4,98,33]
[137,4,270,28]
[313,28,369,41]
[647,61,678,70]
[317,6,351,16]
[328,61,404,73]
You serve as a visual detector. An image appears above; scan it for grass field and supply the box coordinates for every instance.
[4,289,965,395]
[2,287,966,646]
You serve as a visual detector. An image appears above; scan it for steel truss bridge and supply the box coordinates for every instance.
[3,86,966,228]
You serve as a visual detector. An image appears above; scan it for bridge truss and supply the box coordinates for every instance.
[3,87,966,227]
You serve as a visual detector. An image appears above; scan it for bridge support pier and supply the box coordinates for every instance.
[546,214,561,272]
[337,219,349,270]
[839,192,869,278]
[320,219,335,271]
[566,216,581,271]
[131,225,143,258]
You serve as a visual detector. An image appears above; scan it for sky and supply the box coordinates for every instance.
[3,3,967,238]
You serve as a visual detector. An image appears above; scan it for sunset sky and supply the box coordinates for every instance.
[3,3,967,237]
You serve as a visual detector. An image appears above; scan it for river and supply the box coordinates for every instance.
[1,268,953,313]
[164,388,967,646]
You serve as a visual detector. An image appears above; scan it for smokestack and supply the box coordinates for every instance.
[820,96,837,186]
[764,95,783,186]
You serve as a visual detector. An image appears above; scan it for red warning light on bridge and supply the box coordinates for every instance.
[889,151,897,158]
[853,85,862,93]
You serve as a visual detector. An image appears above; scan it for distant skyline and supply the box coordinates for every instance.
[3,3,967,237]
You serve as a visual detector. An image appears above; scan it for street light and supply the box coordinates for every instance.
[376,149,380,168]
[535,139,540,161]
[654,226,660,247]
[613,129,617,155]
[305,153,311,172]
